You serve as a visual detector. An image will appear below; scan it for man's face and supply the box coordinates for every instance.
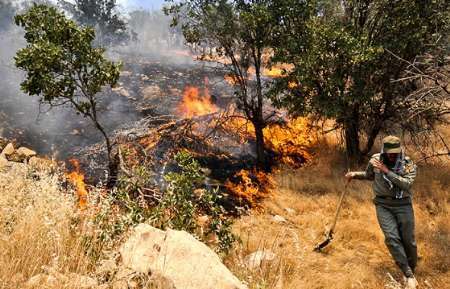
[386,153,399,162]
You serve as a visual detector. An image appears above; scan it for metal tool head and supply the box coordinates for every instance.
[313,230,334,252]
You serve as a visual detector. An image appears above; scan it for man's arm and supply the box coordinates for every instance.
[385,160,417,191]
[347,159,375,181]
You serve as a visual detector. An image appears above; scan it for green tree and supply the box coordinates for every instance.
[59,0,130,46]
[14,4,122,184]
[165,0,312,168]
[272,0,450,159]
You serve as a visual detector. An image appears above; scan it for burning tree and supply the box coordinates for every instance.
[14,4,122,185]
[165,0,304,168]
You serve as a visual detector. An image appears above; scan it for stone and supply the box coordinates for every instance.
[285,208,296,214]
[16,147,37,162]
[26,274,59,288]
[0,155,9,169]
[1,143,14,157]
[272,215,287,223]
[120,224,247,289]
[245,250,276,269]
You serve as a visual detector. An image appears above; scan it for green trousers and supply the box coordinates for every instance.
[375,202,417,277]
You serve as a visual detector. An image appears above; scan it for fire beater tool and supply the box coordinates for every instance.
[314,181,349,252]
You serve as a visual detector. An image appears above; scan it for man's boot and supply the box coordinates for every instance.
[405,276,418,289]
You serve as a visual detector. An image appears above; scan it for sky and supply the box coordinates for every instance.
[117,0,166,10]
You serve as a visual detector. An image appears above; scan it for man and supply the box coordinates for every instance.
[345,136,418,289]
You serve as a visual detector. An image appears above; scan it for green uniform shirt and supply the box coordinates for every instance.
[351,153,417,199]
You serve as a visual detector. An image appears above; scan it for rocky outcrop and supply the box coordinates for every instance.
[119,224,247,289]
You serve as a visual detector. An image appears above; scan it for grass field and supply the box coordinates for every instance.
[0,131,448,289]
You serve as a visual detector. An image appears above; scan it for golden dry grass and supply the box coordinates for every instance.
[226,138,450,289]
[0,162,97,289]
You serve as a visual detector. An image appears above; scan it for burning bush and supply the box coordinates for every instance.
[225,169,275,206]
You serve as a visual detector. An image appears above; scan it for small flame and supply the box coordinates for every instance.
[178,82,218,118]
[224,74,239,85]
[225,169,274,205]
[66,159,88,209]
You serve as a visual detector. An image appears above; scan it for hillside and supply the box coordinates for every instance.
[0,138,448,289]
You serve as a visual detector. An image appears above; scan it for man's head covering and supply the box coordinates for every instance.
[382,135,402,154]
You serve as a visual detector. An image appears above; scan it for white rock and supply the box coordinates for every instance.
[120,224,247,289]
[16,147,37,158]
[245,250,276,269]
[0,155,9,169]
[285,208,296,214]
[272,215,287,223]
[1,143,14,157]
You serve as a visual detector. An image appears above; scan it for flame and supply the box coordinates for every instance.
[223,116,315,167]
[178,82,218,118]
[224,74,239,85]
[288,80,299,89]
[225,169,274,205]
[66,159,88,209]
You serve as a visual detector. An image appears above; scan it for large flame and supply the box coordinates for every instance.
[178,85,218,118]
[223,116,314,167]
[66,159,88,209]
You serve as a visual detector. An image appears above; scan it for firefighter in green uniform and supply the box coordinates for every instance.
[345,136,418,289]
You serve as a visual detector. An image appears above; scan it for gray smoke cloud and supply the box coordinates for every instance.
[0,1,193,158]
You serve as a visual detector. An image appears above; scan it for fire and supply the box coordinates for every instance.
[178,82,218,118]
[66,159,88,209]
[223,116,315,167]
[224,74,239,85]
[225,169,274,205]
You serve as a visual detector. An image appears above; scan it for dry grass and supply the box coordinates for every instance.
[0,162,97,289]
[226,138,449,289]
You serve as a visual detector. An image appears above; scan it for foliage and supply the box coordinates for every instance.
[271,0,450,158]
[152,151,235,252]
[14,4,121,177]
[164,0,313,167]
[93,151,235,253]
[59,0,131,46]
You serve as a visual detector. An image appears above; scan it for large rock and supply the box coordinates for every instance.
[0,155,9,169]
[16,147,37,159]
[1,143,15,157]
[120,224,247,289]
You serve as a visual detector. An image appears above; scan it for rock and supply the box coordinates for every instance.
[272,215,287,223]
[245,250,276,269]
[26,274,59,288]
[16,147,37,161]
[112,86,131,98]
[0,155,9,169]
[285,208,296,214]
[120,224,247,289]
[1,143,14,157]
[67,273,98,289]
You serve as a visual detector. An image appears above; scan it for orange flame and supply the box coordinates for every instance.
[225,169,274,205]
[223,116,314,167]
[66,159,88,209]
[178,82,218,118]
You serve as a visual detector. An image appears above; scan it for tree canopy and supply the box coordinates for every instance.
[14,4,122,182]
[59,0,131,46]
[271,0,450,159]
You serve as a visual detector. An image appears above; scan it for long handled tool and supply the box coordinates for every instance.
[314,182,349,252]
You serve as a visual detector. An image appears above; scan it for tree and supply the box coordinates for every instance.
[59,0,131,46]
[14,4,122,185]
[271,0,450,160]
[165,0,312,168]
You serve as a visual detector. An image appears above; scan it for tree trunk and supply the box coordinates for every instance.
[94,120,118,188]
[343,118,362,162]
[253,121,267,169]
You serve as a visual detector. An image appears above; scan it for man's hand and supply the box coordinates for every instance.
[372,159,389,174]
[345,172,354,182]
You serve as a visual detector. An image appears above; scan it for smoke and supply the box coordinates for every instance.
[0,1,197,159]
